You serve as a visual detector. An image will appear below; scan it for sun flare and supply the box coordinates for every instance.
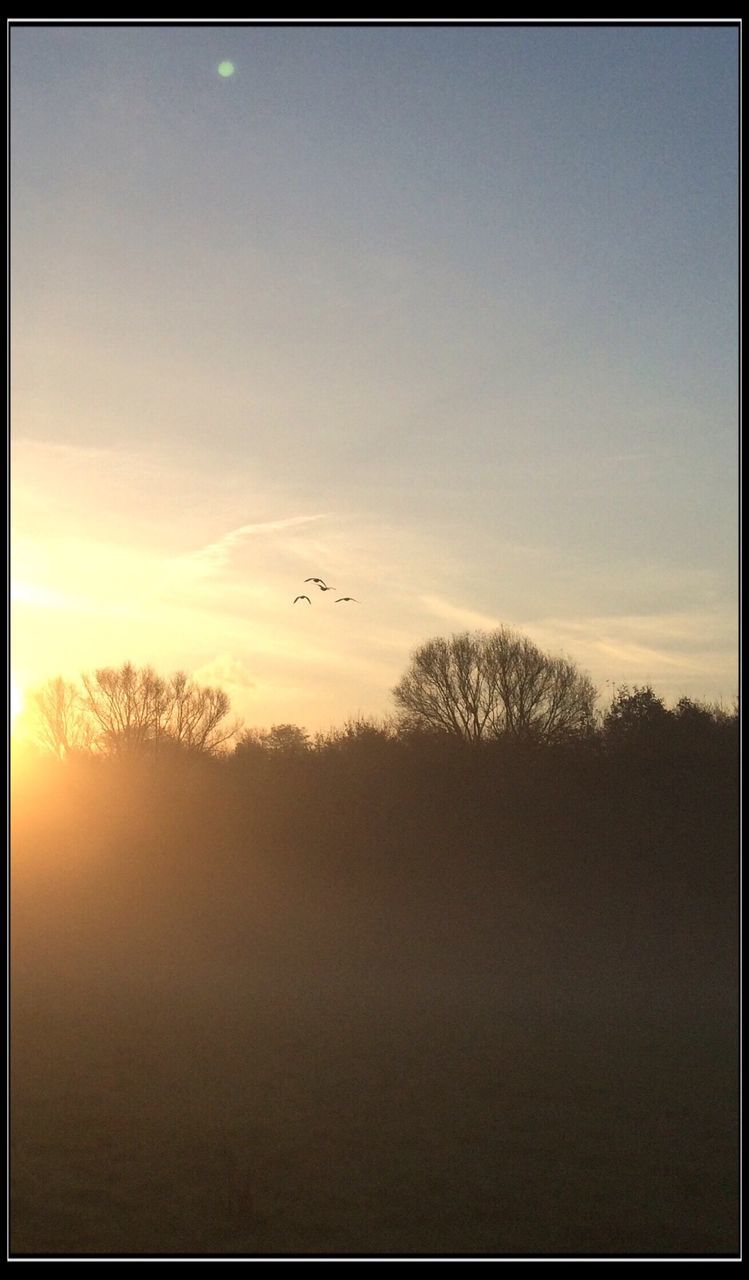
[11,680,24,731]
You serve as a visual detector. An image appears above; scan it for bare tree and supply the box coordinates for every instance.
[392,634,491,740]
[166,672,240,753]
[393,629,597,744]
[485,630,597,742]
[80,662,241,756]
[81,663,170,754]
[27,676,95,759]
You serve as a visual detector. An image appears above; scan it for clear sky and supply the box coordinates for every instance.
[10,22,739,732]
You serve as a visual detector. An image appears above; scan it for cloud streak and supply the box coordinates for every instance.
[417,594,504,632]
[406,597,737,700]
[11,581,134,618]
[519,611,738,699]
[192,654,257,689]
[174,514,329,577]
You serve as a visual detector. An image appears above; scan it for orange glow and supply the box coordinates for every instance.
[11,680,24,732]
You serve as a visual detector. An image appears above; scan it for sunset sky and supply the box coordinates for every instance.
[11,23,739,733]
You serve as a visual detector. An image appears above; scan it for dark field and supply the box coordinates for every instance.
[10,740,739,1257]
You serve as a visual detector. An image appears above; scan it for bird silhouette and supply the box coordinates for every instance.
[335,597,360,603]
[304,577,328,587]
[293,595,311,604]
[316,583,336,591]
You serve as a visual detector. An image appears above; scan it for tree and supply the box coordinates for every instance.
[27,676,95,759]
[235,723,310,758]
[602,685,670,746]
[80,662,240,756]
[24,663,241,759]
[392,628,597,744]
[166,672,239,754]
[81,663,170,754]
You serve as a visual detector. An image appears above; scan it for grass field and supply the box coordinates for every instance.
[11,902,738,1257]
[10,749,739,1257]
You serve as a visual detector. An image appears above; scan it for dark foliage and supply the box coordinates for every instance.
[11,681,738,1256]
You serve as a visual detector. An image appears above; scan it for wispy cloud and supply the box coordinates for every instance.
[11,581,134,618]
[418,593,503,631]
[192,654,257,689]
[174,514,328,577]
[519,611,738,698]
[589,639,701,672]
[526,610,736,655]
[404,598,736,697]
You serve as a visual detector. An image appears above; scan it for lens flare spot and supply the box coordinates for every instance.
[217,61,235,78]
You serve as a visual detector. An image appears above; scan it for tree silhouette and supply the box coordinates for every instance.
[166,672,239,753]
[235,723,310,757]
[603,685,670,742]
[68,662,241,756]
[392,628,597,744]
[27,676,95,759]
[82,663,169,754]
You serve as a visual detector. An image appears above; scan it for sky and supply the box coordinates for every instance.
[10,22,739,733]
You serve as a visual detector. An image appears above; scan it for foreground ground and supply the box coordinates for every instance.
[10,751,739,1257]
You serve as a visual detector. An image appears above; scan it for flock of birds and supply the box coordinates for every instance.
[293,577,360,605]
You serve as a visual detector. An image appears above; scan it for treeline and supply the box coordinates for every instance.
[227,694,739,874]
[16,640,738,893]
[13,671,738,1014]
[17,663,738,881]
[12,647,739,1034]
[21,628,738,767]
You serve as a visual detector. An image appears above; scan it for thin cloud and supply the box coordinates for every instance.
[519,611,738,692]
[11,581,134,618]
[175,514,328,577]
[13,438,125,464]
[418,594,503,632]
[592,639,699,672]
[404,600,736,694]
[192,654,257,689]
[525,611,736,657]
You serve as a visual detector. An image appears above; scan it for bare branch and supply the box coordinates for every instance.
[393,629,598,744]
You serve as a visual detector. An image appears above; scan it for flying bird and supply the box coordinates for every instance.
[335,597,360,603]
[293,595,311,604]
[304,578,328,587]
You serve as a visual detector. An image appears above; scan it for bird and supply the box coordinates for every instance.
[335,597,360,603]
[304,577,328,587]
[316,583,336,591]
[293,595,311,604]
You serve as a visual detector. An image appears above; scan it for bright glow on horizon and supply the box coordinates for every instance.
[11,680,24,732]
